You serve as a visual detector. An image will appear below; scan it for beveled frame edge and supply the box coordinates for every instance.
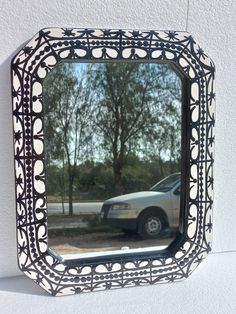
[11,28,215,296]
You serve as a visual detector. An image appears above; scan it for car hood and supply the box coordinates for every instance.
[104,191,165,203]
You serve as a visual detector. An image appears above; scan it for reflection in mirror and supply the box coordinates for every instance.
[43,62,183,259]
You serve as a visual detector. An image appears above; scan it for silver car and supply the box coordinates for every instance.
[101,173,181,238]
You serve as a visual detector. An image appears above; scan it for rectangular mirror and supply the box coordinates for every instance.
[12,28,215,296]
[43,62,183,259]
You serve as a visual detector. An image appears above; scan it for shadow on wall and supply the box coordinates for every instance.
[0,276,47,296]
[0,46,27,278]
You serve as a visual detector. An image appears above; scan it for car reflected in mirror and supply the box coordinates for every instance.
[101,173,181,239]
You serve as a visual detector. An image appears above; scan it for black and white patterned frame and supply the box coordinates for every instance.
[11,28,215,296]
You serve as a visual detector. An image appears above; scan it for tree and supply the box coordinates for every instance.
[43,63,94,215]
[43,61,182,208]
[142,66,182,174]
[89,63,182,195]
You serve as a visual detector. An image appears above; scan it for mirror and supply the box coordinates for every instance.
[12,28,215,296]
[43,61,183,259]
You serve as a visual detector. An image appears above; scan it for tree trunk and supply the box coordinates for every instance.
[114,167,122,196]
[61,156,65,214]
[68,176,73,216]
[61,195,65,215]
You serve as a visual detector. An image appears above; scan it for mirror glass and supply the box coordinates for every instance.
[43,61,183,259]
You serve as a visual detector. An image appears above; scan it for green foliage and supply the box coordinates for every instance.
[46,153,180,201]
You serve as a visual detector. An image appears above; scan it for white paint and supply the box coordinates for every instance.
[0,0,235,309]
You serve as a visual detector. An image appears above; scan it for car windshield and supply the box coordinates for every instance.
[150,173,181,193]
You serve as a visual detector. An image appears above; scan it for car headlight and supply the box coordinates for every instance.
[111,203,131,210]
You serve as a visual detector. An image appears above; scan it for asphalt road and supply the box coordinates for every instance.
[48,202,103,214]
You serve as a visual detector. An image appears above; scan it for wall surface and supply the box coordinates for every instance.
[0,0,235,312]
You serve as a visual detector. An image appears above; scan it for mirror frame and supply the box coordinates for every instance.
[11,28,215,296]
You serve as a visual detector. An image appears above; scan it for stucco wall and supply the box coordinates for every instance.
[0,0,235,290]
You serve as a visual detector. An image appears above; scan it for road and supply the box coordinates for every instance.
[49,232,174,256]
[48,202,103,214]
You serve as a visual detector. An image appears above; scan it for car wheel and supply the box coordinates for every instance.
[139,213,163,239]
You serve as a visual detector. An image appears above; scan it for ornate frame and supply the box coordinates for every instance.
[11,28,215,296]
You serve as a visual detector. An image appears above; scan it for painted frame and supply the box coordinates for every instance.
[11,28,215,296]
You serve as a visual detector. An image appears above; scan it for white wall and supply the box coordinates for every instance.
[0,0,235,282]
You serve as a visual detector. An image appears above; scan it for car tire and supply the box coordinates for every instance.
[138,213,164,239]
